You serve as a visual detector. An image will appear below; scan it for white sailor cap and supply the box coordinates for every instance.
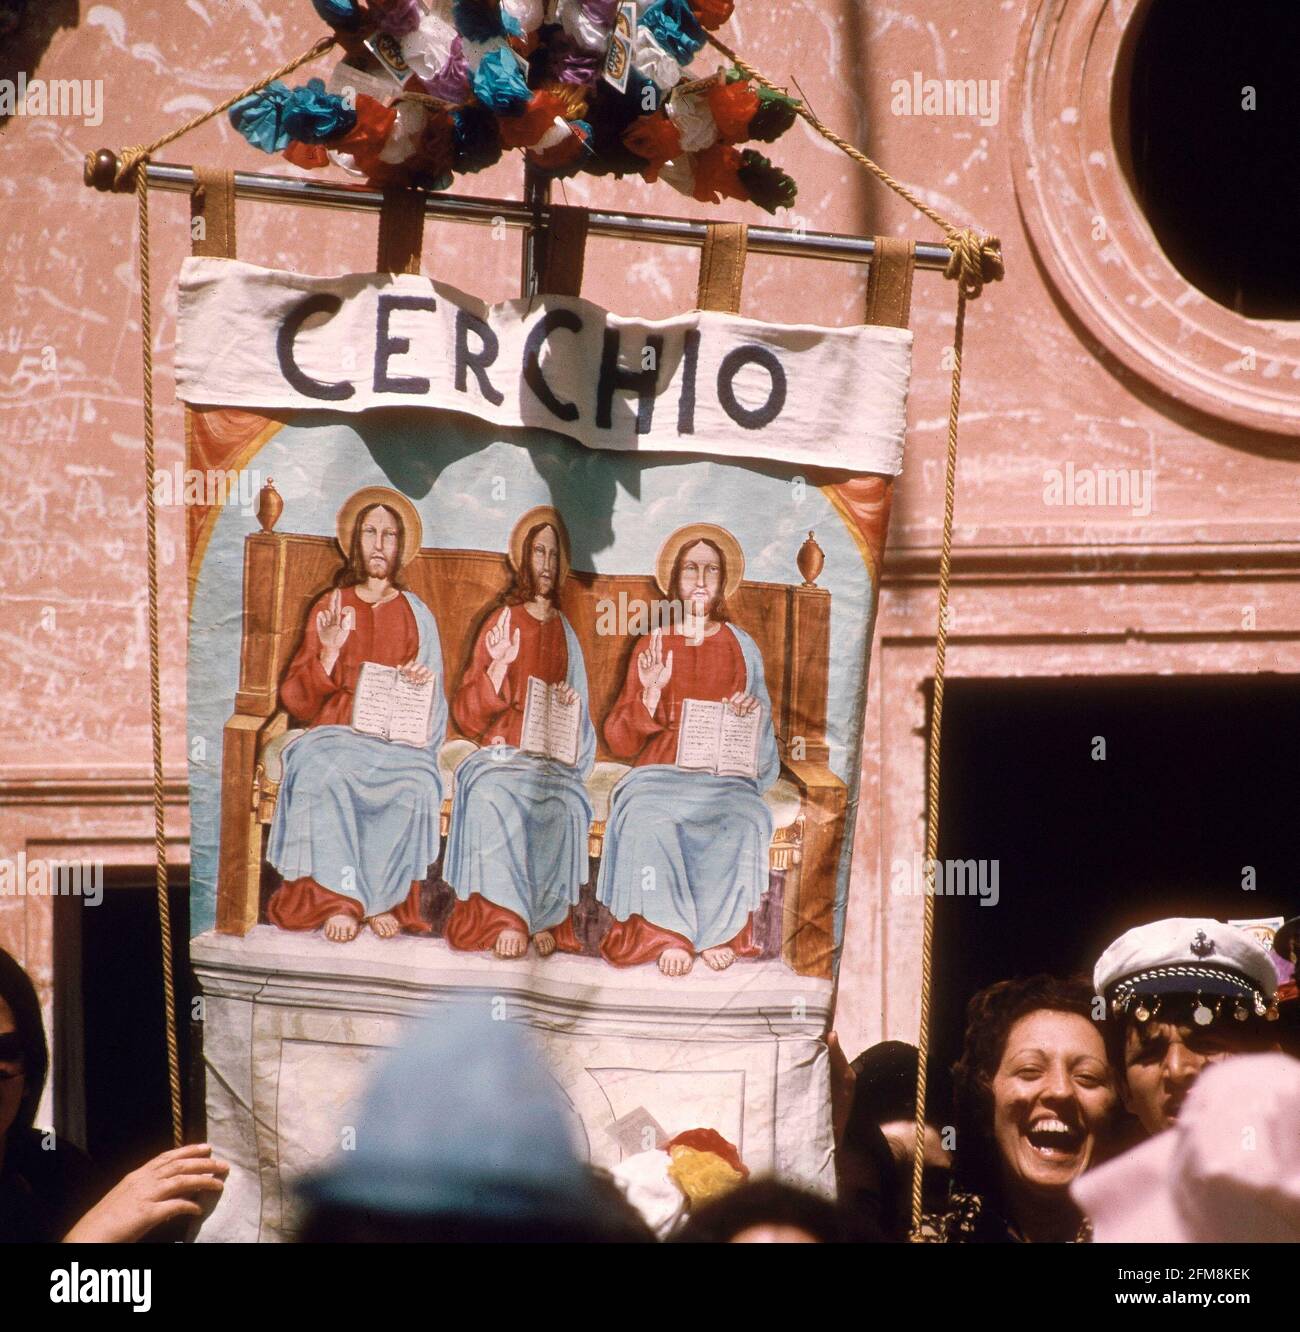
[1093,917,1280,1024]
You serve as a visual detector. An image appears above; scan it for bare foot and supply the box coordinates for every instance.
[323,913,359,943]
[701,945,736,971]
[533,930,556,957]
[368,912,399,939]
[658,947,694,977]
[494,928,528,959]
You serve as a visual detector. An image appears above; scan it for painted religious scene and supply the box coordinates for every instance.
[185,401,892,1239]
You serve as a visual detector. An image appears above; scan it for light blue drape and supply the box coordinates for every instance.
[266,592,448,916]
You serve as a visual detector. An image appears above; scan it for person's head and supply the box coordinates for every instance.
[0,948,48,1145]
[673,1177,880,1244]
[952,975,1117,1212]
[338,503,406,590]
[1094,918,1281,1136]
[671,538,730,624]
[504,521,561,606]
[840,1042,953,1238]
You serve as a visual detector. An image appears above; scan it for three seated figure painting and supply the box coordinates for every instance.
[178,260,910,1236]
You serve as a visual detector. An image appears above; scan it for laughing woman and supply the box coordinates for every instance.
[923,975,1120,1243]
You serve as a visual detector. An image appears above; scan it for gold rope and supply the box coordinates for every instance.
[132,162,183,1148]
[703,31,1003,1239]
[101,33,337,1151]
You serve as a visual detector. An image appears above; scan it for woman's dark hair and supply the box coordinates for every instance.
[950,973,1112,1198]
[0,946,50,1139]
[673,1177,883,1244]
[669,538,731,624]
[335,503,408,590]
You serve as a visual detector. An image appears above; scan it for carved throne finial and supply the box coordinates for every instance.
[797,530,825,586]
[256,478,283,533]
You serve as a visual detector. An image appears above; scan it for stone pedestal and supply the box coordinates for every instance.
[190,927,834,1242]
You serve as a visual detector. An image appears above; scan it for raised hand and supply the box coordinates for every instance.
[63,1144,229,1243]
[637,628,674,715]
[485,607,520,695]
[316,589,355,674]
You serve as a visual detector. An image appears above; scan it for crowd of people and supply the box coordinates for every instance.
[1,911,1296,1243]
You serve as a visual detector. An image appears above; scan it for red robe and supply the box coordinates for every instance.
[599,623,761,966]
[266,586,430,933]
[444,604,581,952]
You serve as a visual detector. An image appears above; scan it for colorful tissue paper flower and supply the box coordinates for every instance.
[665,88,717,151]
[737,147,797,211]
[330,94,398,175]
[621,109,682,180]
[502,0,545,33]
[403,9,459,82]
[453,0,521,42]
[312,0,363,29]
[371,0,424,36]
[640,0,707,66]
[748,84,799,141]
[418,37,473,102]
[452,103,504,170]
[411,105,456,178]
[472,45,532,114]
[380,98,429,163]
[284,140,330,169]
[557,0,619,53]
[690,141,747,203]
[498,89,566,147]
[229,80,294,153]
[547,33,604,85]
[282,78,357,143]
[689,0,734,30]
[632,26,682,91]
[528,119,590,173]
[706,77,758,141]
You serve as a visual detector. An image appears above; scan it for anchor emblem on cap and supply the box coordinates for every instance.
[1191,930,1215,958]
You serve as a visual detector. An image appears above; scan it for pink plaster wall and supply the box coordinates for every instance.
[2,2,1295,1053]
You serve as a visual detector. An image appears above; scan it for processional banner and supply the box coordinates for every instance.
[177,253,911,1239]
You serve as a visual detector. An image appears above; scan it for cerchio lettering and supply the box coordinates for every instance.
[273,292,791,433]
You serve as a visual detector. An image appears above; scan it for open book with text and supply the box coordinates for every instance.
[351,662,435,746]
[519,675,580,766]
[674,697,761,779]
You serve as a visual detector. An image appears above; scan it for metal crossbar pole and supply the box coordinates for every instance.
[137,161,955,271]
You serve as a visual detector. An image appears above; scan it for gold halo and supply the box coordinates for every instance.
[335,487,423,571]
[655,523,745,600]
[508,506,571,583]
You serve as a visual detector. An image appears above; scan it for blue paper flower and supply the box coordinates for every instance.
[471,47,532,116]
[282,78,358,144]
[640,0,706,66]
[228,80,293,154]
[452,104,503,171]
[312,0,363,30]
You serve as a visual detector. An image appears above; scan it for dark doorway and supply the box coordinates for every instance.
[53,870,197,1186]
[1124,0,1300,319]
[929,675,1300,1079]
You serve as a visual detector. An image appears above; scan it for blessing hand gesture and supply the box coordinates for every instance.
[638,629,674,715]
[317,589,355,674]
[486,607,520,695]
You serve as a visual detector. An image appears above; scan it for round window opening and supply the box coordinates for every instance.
[1122,0,1300,321]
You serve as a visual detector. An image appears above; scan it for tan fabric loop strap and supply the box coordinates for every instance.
[538,205,590,297]
[189,166,237,259]
[377,187,427,275]
[696,222,748,313]
[864,236,916,330]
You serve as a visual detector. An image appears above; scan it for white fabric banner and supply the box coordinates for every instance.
[175,258,912,474]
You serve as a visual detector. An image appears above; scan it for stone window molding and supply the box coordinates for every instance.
[1010,0,1300,436]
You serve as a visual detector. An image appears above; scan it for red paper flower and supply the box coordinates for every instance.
[528,121,588,170]
[622,109,683,182]
[706,78,759,142]
[690,0,735,31]
[691,142,748,204]
[333,93,399,178]
[498,90,565,149]
[284,140,329,169]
